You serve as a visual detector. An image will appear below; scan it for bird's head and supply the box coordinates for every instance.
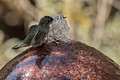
[39,16,53,25]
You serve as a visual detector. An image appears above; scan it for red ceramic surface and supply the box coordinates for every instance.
[0,41,120,80]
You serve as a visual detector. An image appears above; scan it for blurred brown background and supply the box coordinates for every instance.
[0,0,120,69]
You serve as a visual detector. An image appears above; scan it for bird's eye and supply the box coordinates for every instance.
[45,20,50,23]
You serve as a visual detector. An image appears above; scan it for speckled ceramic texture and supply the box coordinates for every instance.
[0,41,120,80]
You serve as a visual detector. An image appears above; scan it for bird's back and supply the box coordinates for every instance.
[34,24,50,45]
[23,25,41,45]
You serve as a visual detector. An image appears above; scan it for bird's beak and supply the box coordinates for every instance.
[63,17,66,19]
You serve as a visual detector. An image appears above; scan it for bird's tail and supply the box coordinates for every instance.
[12,42,27,49]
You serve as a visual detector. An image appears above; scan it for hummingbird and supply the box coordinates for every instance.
[12,16,53,49]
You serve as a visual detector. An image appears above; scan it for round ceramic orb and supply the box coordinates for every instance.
[0,41,120,80]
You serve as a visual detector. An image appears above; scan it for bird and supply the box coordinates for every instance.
[12,16,53,49]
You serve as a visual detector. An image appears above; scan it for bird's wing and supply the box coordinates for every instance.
[29,25,41,45]
[23,25,40,45]
[28,25,36,34]
[26,25,47,46]
[12,25,41,49]
[35,25,49,45]
[30,28,39,45]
